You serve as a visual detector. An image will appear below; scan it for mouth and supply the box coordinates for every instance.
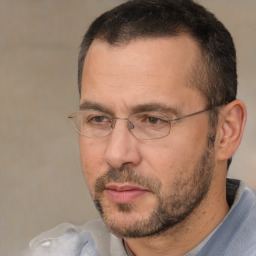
[104,183,150,204]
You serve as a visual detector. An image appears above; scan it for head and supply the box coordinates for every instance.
[76,0,246,238]
[79,0,237,114]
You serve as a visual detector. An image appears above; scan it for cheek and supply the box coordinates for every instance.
[142,128,207,180]
[138,142,177,188]
[79,137,108,188]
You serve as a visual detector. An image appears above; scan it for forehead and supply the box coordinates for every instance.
[84,35,200,76]
[81,36,205,112]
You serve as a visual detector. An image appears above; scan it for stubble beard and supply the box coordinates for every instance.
[92,131,216,238]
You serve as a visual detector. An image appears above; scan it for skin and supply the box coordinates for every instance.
[79,36,246,256]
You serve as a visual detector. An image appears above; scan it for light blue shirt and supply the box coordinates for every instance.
[27,179,256,256]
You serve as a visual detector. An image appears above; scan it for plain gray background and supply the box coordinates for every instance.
[0,0,255,255]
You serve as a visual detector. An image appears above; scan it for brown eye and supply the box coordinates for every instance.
[93,116,105,122]
[86,115,111,126]
[147,117,160,124]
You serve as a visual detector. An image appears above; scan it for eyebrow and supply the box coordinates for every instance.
[131,103,181,116]
[79,100,115,115]
[79,100,181,116]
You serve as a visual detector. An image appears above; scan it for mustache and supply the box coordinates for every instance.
[94,166,161,194]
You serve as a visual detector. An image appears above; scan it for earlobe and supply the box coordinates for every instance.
[217,100,247,161]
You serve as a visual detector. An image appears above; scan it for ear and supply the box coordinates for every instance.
[216,99,247,161]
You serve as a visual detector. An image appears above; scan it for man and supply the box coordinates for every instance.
[28,0,256,255]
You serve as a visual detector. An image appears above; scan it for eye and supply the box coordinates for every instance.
[145,116,168,126]
[87,115,110,124]
[134,112,169,126]
[91,116,106,123]
[80,111,112,127]
[147,116,161,124]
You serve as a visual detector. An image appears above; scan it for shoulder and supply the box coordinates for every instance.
[228,183,256,255]
[27,219,111,256]
[222,181,256,255]
[198,180,256,256]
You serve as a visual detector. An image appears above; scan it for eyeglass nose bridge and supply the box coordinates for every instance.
[111,117,135,130]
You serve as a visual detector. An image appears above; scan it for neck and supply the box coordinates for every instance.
[125,178,229,256]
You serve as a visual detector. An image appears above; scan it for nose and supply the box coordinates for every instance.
[104,119,142,169]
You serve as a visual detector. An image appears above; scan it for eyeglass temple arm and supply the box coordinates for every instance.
[171,108,215,122]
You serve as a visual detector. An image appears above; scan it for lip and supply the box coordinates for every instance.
[105,183,150,204]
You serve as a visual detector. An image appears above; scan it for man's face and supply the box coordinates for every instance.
[79,36,216,238]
